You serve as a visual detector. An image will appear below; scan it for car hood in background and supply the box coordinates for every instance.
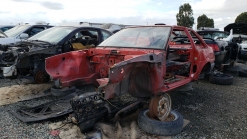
[0,37,15,45]
[224,23,247,35]
[0,31,7,38]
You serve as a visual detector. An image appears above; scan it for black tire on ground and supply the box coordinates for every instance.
[209,73,234,85]
[239,70,247,77]
[51,86,76,96]
[138,108,183,136]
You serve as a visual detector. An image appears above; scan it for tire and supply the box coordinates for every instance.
[51,86,76,96]
[138,109,183,136]
[209,73,233,85]
[239,70,247,77]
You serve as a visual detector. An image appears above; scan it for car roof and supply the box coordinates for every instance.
[56,26,114,33]
[197,30,229,33]
[0,25,15,27]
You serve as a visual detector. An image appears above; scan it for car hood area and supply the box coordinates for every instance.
[45,47,164,87]
[0,37,16,45]
[224,23,247,35]
[0,41,56,67]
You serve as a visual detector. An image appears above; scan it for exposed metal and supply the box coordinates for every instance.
[149,94,171,121]
[10,93,78,122]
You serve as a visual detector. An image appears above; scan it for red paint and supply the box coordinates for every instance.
[46,26,214,99]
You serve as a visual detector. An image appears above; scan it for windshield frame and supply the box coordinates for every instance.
[98,26,172,50]
[28,26,76,44]
[4,25,31,37]
[0,31,7,38]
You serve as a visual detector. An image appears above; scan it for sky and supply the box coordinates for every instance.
[0,0,246,30]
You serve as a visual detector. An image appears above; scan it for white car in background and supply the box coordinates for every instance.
[0,23,53,45]
[233,34,247,49]
[224,23,247,61]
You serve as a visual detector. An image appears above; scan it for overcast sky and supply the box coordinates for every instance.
[0,0,246,30]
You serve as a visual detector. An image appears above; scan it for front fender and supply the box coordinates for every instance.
[98,52,166,99]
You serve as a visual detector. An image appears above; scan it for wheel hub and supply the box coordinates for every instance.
[149,93,171,121]
[34,71,49,84]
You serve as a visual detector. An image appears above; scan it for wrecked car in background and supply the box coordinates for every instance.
[100,23,127,33]
[0,25,14,32]
[224,23,247,61]
[197,27,240,69]
[0,26,113,82]
[42,25,214,135]
[0,23,53,45]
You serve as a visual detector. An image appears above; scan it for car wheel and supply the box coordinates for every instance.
[209,73,233,85]
[239,70,247,77]
[51,86,76,96]
[138,108,183,136]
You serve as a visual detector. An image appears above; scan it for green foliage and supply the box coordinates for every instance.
[176,3,194,28]
[197,14,214,29]
[235,12,247,24]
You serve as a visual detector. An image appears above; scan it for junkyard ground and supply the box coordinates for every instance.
[0,63,247,139]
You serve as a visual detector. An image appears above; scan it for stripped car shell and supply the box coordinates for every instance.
[46,26,215,99]
[45,25,214,132]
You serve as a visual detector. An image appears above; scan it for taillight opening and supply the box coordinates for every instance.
[208,44,220,52]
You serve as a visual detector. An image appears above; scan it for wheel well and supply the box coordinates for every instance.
[128,67,152,98]
[201,62,211,74]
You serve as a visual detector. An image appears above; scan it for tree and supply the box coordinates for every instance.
[176,3,194,28]
[197,14,214,29]
[235,12,247,24]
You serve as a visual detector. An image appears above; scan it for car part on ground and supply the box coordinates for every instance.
[149,94,171,121]
[239,70,247,77]
[10,92,78,122]
[209,73,234,85]
[51,86,77,96]
[0,26,113,83]
[70,92,142,133]
[138,108,184,136]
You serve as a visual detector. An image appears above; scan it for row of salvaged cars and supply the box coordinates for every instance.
[1,22,247,136]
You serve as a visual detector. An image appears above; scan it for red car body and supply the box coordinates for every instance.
[46,25,215,99]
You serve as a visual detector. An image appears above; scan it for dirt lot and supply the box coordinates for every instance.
[0,63,247,138]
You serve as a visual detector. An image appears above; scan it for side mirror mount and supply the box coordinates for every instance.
[19,33,29,39]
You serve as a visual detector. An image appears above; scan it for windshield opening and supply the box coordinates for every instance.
[28,27,75,44]
[99,27,171,49]
[4,25,31,37]
[197,31,229,39]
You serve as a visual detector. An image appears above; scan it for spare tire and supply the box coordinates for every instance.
[138,108,183,136]
[209,73,233,85]
[239,70,247,77]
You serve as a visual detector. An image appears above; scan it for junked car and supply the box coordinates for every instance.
[0,26,113,82]
[197,28,240,69]
[0,23,53,45]
[0,25,14,32]
[224,23,247,61]
[34,25,214,135]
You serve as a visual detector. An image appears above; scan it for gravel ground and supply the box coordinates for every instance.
[0,63,247,138]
